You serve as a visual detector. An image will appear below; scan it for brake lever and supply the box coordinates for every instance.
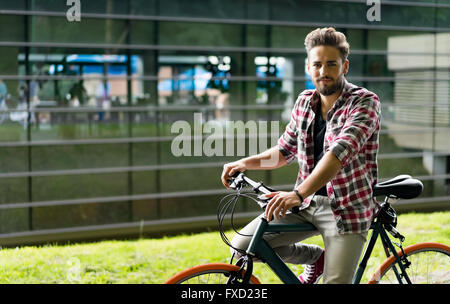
[257,194,270,201]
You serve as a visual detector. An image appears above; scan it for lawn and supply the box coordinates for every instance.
[0,211,448,284]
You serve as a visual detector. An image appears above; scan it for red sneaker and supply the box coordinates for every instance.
[298,250,325,284]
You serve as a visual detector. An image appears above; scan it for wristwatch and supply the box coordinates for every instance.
[293,189,304,203]
[291,189,304,214]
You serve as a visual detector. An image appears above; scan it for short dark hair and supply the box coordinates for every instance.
[305,27,350,63]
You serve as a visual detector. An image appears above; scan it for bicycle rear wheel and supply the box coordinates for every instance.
[164,263,261,284]
[369,242,450,284]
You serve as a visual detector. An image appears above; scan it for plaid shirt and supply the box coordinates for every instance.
[278,79,381,234]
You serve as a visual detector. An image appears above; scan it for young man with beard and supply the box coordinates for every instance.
[221,27,381,284]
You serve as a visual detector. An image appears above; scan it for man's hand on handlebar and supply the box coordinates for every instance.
[263,191,302,221]
[221,160,247,189]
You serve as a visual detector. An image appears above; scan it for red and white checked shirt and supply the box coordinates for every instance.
[278,79,381,234]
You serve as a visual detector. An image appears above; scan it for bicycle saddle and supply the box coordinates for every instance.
[373,175,423,199]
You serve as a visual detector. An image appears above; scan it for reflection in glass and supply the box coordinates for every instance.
[157,55,231,121]
[0,1,449,238]
[386,33,450,154]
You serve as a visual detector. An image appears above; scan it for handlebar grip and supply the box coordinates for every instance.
[226,171,243,185]
[227,171,245,190]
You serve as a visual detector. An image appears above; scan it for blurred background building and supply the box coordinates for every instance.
[0,0,449,246]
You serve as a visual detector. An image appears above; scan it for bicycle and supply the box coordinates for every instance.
[165,172,450,284]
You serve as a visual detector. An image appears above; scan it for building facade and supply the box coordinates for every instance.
[0,0,449,246]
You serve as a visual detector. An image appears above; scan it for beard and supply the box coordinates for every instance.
[313,75,345,96]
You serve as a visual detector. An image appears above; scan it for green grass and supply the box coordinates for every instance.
[0,211,448,284]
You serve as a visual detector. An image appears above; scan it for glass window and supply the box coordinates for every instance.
[0,175,29,233]
[0,79,28,142]
[31,144,129,171]
[247,0,269,20]
[1,0,449,239]
[159,21,242,47]
[32,173,128,201]
[346,29,365,50]
[32,201,130,229]
[0,147,28,173]
[131,78,156,107]
[251,54,296,105]
[159,194,224,219]
[0,176,28,205]
[367,30,433,51]
[271,163,301,185]
[346,54,365,78]
[365,81,395,104]
[349,3,436,28]
[31,0,129,15]
[271,26,314,49]
[159,0,245,20]
[130,0,157,16]
[245,52,306,80]
[156,52,240,110]
[271,0,350,24]
[160,167,222,192]
[131,198,158,221]
[0,0,26,10]
[132,143,159,166]
[381,5,436,28]
[30,16,127,44]
[378,156,430,180]
[0,47,24,75]
[0,208,29,234]
[435,131,450,152]
[375,76,448,154]
[23,47,145,141]
[437,34,450,69]
[246,25,267,48]
[346,54,397,78]
[29,113,129,141]
[129,20,155,45]
[437,7,450,28]
[158,106,282,164]
[0,15,25,42]
[123,50,158,108]
[366,54,391,77]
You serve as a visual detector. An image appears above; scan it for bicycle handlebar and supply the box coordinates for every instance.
[227,172,280,210]
[228,172,274,194]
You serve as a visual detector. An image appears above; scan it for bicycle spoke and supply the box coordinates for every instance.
[378,248,449,284]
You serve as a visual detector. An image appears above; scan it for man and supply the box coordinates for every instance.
[221,27,381,284]
[0,79,7,101]
[0,79,8,124]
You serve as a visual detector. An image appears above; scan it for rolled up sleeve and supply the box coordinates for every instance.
[277,99,300,164]
[329,94,380,168]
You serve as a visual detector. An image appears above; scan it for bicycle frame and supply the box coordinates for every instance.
[244,214,411,284]
[353,219,411,284]
[224,172,423,284]
[245,218,316,284]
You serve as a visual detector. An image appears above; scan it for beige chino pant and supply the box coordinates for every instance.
[231,195,368,284]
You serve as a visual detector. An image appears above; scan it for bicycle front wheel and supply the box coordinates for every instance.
[164,263,261,284]
[369,242,450,284]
